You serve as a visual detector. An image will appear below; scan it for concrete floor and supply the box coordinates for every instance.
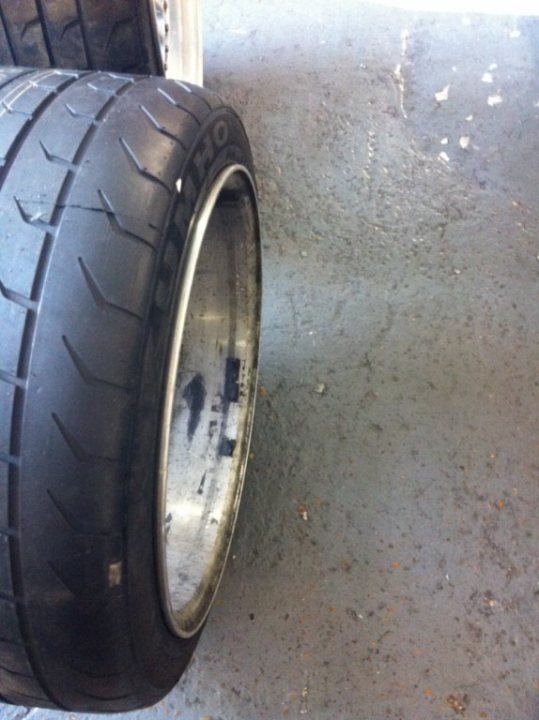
[7,1,539,719]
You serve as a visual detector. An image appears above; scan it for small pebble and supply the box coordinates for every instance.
[487,94,503,107]
[435,85,450,103]
[313,382,327,395]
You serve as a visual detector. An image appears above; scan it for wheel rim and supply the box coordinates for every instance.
[157,165,261,638]
[151,0,203,84]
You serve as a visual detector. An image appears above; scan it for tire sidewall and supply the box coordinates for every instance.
[125,110,255,695]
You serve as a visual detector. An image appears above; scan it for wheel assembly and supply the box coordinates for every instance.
[0,66,260,711]
[0,0,202,82]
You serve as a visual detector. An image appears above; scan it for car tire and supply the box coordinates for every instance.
[0,0,202,82]
[0,66,261,712]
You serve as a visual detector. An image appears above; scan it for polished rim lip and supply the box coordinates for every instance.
[156,164,261,639]
[151,0,204,84]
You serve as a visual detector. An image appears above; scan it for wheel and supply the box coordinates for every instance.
[0,0,202,83]
[0,66,260,712]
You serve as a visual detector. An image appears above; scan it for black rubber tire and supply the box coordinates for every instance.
[0,1,162,74]
[0,66,257,712]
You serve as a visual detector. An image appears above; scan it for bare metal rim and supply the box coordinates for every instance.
[151,0,203,84]
[156,164,260,639]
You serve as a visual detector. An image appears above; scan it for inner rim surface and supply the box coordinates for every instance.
[158,168,260,638]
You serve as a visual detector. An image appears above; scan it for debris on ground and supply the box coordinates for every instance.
[446,694,469,714]
[435,84,450,102]
[313,382,327,395]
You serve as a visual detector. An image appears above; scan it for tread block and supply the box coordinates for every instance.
[0,638,33,677]
[0,535,11,596]
[0,299,27,376]
[37,0,86,68]
[0,383,14,455]
[0,2,50,67]
[0,597,21,644]
[64,212,155,318]
[0,467,8,529]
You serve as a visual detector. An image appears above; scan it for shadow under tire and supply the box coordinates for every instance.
[0,66,261,712]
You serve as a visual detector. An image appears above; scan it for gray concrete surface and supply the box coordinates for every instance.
[8,1,539,719]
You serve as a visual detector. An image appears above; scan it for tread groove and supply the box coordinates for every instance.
[98,189,157,251]
[0,662,33,679]
[0,370,26,390]
[0,279,37,311]
[47,490,119,539]
[0,452,19,467]
[157,87,202,124]
[14,196,58,236]
[47,560,76,597]
[60,17,80,41]
[39,141,77,170]
[118,137,172,193]
[51,413,121,466]
[78,257,143,320]
[62,335,133,391]
[0,73,81,193]
[20,16,40,41]
[139,104,187,151]
[33,4,55,66]
[0,5,16,63]
[73,0,91,68]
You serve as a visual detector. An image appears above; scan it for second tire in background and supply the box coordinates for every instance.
[0,0,202,82]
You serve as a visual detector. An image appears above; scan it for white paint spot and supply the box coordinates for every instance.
[439,151,450,163]
[435,85,450,103]
[451,66,458,72]
[108,561,123,588]
[176,178,182,193]
[440,137,448,145]
[454,268,462,275]
[487,94,503,106]
[466,114,474,121]
[509,29,521,38]
[482,72,493,83]
[489,63,498,71]
[459,136,471,149]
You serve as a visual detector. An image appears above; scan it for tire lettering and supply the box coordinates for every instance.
[213,120,229,148]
